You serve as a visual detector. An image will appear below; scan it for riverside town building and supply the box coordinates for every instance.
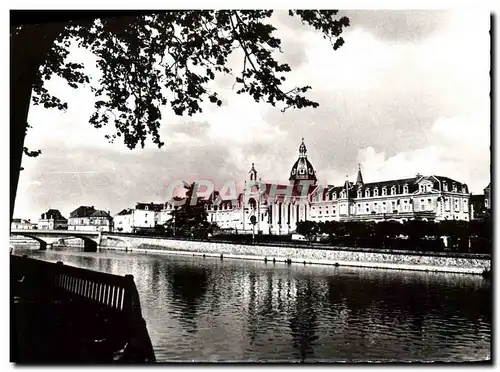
[111,139,474,235]
[204,139,472,235]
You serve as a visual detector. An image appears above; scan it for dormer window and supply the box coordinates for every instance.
[403,185,409,194]
[462,186,467,194]
[145,206,149,211]
[365,189,370,198]
[382,187,387,196]
[333,192,337,200]
[391,186,396,195]
[374,188,379,197]
[358,190,363,198]
[453,184,457,192]
[443,183,448,191]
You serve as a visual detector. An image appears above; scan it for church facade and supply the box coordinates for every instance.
[205,139,472,235]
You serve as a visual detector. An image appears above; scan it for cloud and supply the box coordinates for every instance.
[341,10,449,42]
[357,115,490,193]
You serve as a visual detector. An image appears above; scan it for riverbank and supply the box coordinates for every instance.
[100,235,490,275]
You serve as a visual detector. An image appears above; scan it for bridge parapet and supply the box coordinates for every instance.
[11,230,101,252]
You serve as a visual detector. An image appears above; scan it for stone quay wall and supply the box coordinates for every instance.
[100,235,491,275]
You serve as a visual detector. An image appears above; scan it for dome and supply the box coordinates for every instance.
[289,138,317,183]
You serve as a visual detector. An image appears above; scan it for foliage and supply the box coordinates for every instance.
[164,182,212,237]
[296,220,319,242]
[15,11,349,151]
[296,219,492,254]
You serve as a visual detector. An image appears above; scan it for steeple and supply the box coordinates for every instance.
[356,163,364,187]
[298,137,307,158]
[249,162,257,181]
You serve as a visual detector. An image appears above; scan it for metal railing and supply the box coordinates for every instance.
[11,255,155,363]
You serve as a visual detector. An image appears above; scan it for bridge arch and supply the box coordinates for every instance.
[10,232,99,252]
[11,233,50,250]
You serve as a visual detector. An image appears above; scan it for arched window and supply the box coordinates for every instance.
[357,190,363,198]
[403,185,409,194]
[374,188,379,197]
[391,186,396,195]
[365,189,370,198]
[382,187,387,196]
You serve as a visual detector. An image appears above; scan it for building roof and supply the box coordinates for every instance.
[289,139,317,183]
[40,209,67,221]
[116,208,133,216]
[70,206,96,218]
[135,202,164,211]
[11,218,32,224]
[90,210,112,218]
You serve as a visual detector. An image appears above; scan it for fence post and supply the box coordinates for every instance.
[123,274,156,362]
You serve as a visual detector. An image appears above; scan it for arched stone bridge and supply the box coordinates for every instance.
[10,229,103,252]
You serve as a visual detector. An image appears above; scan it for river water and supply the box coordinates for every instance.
[12,245,491,363]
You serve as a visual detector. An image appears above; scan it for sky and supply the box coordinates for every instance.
[14,9,491,222]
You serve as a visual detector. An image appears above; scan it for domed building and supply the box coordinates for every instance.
[289,138,317,184]
[205,138,472,235]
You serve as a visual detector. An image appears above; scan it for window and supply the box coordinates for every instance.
[403,185,409,194]
[145,206,149,211]
[391,201,396,211]
[420,199,425,210]
[365,189,370,198]
[443,183,448,191]
[382,187,387,196]
[358,190,363,198]
[391,186,396,195]
[453,184,457,192]
[374,188,379,197]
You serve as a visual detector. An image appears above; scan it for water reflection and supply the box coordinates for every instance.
[165,262,210,332]
[13,246,491,362]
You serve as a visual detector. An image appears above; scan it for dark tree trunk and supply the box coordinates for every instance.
[10,23,65,223]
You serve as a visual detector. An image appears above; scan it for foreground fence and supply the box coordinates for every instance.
[10,254,156,364]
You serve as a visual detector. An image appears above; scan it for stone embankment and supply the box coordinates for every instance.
[100,235,490,275]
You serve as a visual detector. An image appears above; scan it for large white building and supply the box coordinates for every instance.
[205,139,471,235]
[114,202,177,233]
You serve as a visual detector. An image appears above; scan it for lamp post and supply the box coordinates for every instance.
[250,215,257,245]
[173,206,178,236]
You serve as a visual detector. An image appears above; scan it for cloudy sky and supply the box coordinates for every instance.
[15,10,491,221]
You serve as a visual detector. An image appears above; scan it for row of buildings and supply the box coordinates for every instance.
[13,139,491,235]
[12,206,114,232]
